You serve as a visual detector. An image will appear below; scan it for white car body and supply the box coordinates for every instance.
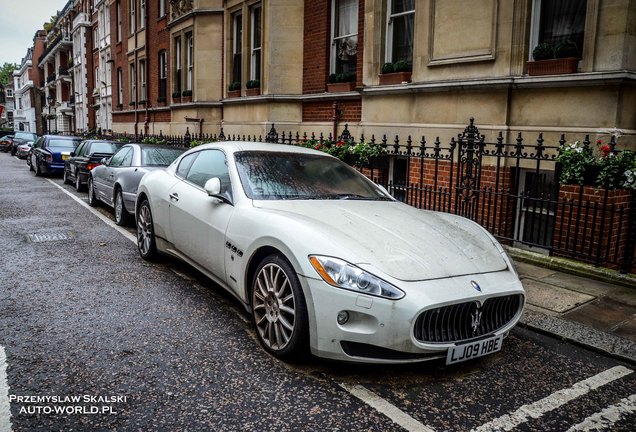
[136,142,525,364]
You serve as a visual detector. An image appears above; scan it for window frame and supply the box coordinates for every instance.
[159,0,166,18]
[186,32,193,91]
[232,12,243,86]
[330,0,358,75]
[129,0,136,34]
[158,50,167,99]
[385,0,415,65]
[139,0,145,30]
[139,59,146,102]
[250,4,262,82]
[175,36,182,93]
[117,67,123,105]
[116,0,122,42]
[130,62,137,103]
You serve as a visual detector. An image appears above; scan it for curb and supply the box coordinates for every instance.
[505,246,636,289]
[520,309,636,365]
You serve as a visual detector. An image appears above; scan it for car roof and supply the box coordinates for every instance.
[45,135,81,140]
[193,141,328,157]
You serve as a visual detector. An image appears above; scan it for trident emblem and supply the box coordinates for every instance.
[471,305,483,335]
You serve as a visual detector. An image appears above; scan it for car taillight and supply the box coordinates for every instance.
[86,163,99,171]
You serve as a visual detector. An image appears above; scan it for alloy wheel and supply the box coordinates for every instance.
[136,200,157,259]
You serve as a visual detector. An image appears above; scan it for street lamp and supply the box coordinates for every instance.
[46,95,53,134]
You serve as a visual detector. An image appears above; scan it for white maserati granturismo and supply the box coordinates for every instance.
[135,142,525,364]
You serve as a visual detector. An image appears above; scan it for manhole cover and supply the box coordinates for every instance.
[26,232,76,243]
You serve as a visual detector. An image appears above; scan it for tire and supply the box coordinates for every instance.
[251,254,309,360]
[75,172,84,192]
[29,156,33,171]
[63,168,70,184]
[136,198,158,260]
[114,188,130,226]
[87,178,99,207]
[34,159,42,176]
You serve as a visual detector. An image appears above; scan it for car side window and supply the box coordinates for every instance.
[185,150,230,191]
[109,147,131,167]
[75,142,86,156]
[121,148,134,167]
[176,153,198,179]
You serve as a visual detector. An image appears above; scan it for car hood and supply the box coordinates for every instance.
[254,200,507,281]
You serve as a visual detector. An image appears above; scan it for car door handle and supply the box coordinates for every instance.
[169,193,179,201]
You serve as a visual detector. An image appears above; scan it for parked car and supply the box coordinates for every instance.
[0,135,14,152]
[88,143,187,225]
[63,140,123,192]
[11,131,38,156]
[30,135,82,176]
[16,141,34,159]
[135,142,526,364]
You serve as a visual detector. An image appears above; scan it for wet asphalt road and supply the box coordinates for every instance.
[0,153,634,431]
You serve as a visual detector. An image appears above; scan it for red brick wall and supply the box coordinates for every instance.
[302,100,362,123]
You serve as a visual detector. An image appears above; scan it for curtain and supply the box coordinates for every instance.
[540,0,586,55]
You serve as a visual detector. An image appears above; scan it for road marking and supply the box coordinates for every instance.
[473,366,633,432]
[340,383,435,432]
[0,345,12,432]
[45,179,136,244]
[566,393,636,431]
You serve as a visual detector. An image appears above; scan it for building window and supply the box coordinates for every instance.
[129,0,136,34]
[117,67,123,105]
[93,27,99,49]
[139,59,146,101]
[232,12,242,86]
[174,36,182,93]
[186,33,193,91]
[386,0,414,65]
[140,0,145,29]
[116,0,122,42]
[95,67,99,89]
[159,0,166,18]
[158,50,167,99]
[331,0,358,75]
[6,89,13,97]
[130,63,136,103]
[530,0,587,59]
[250,4,262,81]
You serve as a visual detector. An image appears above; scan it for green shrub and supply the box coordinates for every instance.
[532,43,554,61]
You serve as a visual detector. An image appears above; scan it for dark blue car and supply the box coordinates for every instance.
[30,135,82,176]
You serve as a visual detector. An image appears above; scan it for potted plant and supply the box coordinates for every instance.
[157,96,166,105]
[246,80,261,96]
[181,90,192,102]
[172,91,181,102]
[327,72,356,92]
[227,81,241,98]
[527,41,579,76]
[379,59,412,85]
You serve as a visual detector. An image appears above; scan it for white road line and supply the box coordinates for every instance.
[0,346,12,432]
[566,393,636,431]
[340,383,436,432]
[45,179,136,244]
[473,366,633,432]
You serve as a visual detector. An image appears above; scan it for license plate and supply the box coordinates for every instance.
[446,334,503,365]
[62,154,69,160]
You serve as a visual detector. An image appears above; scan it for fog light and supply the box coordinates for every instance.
[337,311,349,325]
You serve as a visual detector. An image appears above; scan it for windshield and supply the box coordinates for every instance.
[15,132,37,140]
[141,147,186,166]
[90,142,121,154]
[234,151,391,201]
[49,139,80,149]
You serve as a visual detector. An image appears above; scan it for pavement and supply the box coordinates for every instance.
[510,250,636,364]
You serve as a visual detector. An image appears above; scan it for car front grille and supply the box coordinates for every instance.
[413,294,524,344]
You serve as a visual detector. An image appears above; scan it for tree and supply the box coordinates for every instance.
[0,63,19,86]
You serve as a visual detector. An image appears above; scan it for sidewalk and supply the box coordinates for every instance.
[513,257,636,364]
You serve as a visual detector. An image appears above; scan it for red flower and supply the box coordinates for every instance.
[336,140,345,147]
[314,144,321,150]
[600,144,611,157]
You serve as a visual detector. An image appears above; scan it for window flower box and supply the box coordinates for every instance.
[527,57,579,76]
[246,88,261,96]
[379,71,412,85]
[227,90,241,98]
[327,82,356,93]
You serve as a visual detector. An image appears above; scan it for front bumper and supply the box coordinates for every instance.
[302,269,525,364]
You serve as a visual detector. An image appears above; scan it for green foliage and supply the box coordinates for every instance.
[555,40,579,58]
[298,138,384,168]
[381,63,394,74]
[182,90,192,97]
[556,141,594,185]
[0,63,19,86]
[172,91,181,98]
[597,148,635,190]
[392,59,411,72]
[229,81,241,91]
[141,136,167,145]
[532,43,554,61]
[246,79,260,89]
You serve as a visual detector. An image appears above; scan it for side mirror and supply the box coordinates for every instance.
[100,157,110,165]
[70,152,76,157]
[204,177,221,196]
[204,177,232,205]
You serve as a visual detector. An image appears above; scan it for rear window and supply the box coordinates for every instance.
[49,139,80,149]
[142,147,186,166]
[89,142,121,154]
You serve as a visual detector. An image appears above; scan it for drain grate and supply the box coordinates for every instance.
[26,232,76,243]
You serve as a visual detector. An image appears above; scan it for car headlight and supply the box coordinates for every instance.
[308,255,405,300]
